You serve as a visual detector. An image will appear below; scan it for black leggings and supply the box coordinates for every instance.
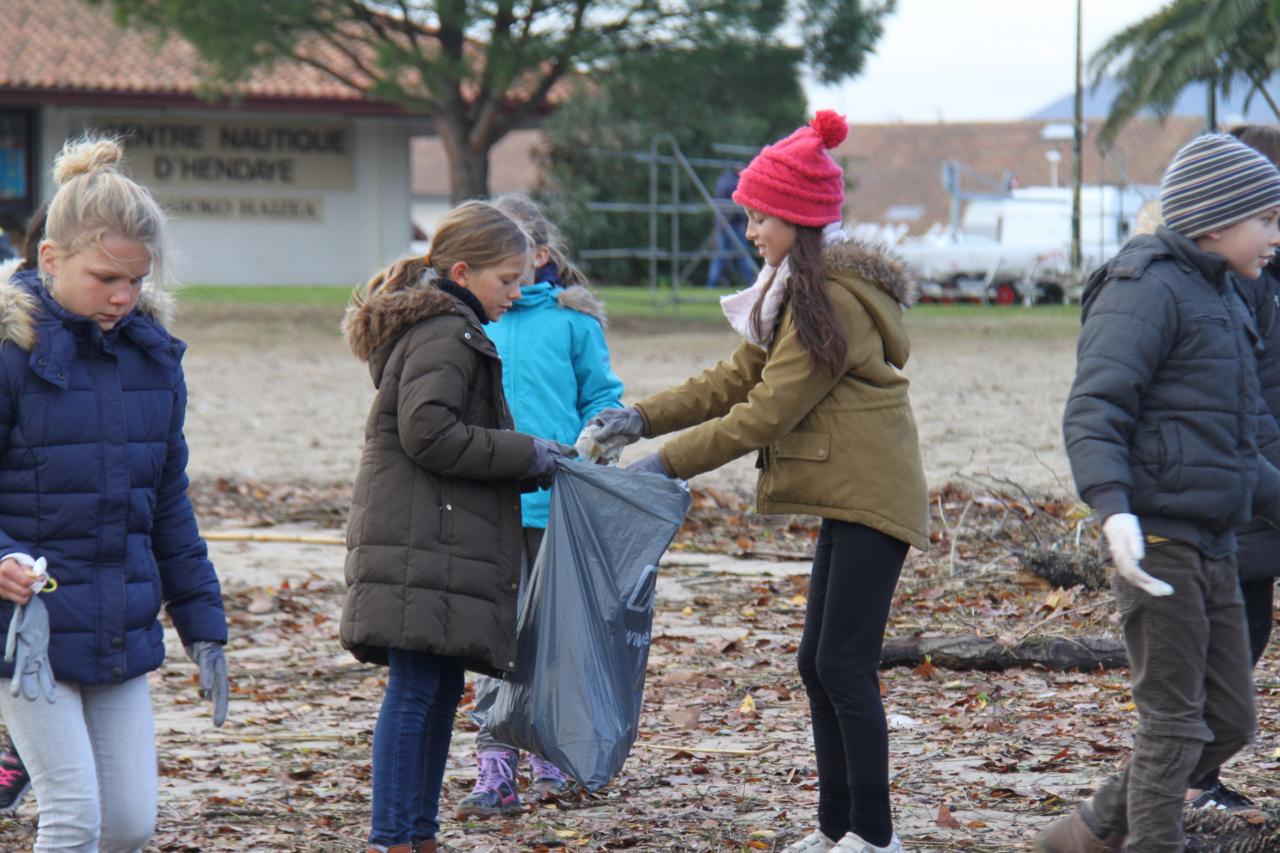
[796,519,907,847]
[1191,576,1274,791]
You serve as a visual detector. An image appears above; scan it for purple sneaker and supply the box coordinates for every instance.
[455,750,520,818]
[528,753,573,795]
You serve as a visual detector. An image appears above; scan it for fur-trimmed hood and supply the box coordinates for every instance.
[0,266,176,353]
[824,238,916,369]
[342,276,481,389]
[555,285,607,327]
[823,238,918,308]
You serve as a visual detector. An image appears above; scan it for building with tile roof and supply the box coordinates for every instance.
[0,0,422,284]
[834,115,1205,235]
[409,114,1207,243]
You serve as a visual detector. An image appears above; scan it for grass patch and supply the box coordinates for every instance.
[174,284,1084,337]
[178,285,355,307]
[908,302,1080,320]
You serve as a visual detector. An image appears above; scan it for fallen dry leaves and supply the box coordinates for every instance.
[0,479,1272,851]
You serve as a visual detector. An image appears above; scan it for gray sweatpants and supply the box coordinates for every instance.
[1087,538,1256,852]
[0,674,157,853]
[476,527,544,753]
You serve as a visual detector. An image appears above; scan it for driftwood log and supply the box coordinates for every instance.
[880,635,1128,672]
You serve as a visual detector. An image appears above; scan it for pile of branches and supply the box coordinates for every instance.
[933,476,1110,590]
[1185,804,1280,852]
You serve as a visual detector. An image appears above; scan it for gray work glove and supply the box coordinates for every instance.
[5,595,55,703]
[587,407,647,446]
[575,423,629,466]
[627,451,674,478]
[524,438,577,490]
[185,641,228,727]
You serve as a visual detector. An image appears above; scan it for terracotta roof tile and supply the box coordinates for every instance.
[0,0,379,103]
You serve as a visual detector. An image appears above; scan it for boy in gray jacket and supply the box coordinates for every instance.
[1040,134,1280,852]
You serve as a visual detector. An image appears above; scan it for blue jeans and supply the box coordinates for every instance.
[706,224,757,287]
[369,649,466,847]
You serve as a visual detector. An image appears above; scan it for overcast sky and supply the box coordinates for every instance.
[804,0,1169,123]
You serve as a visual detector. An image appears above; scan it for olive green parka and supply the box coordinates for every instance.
[636,239,930,552]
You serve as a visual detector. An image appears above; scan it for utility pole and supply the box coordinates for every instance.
[1071,0,1083,277]
[1206,71,1218,132]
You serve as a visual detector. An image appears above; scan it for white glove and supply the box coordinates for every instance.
[1102,513,1174,596]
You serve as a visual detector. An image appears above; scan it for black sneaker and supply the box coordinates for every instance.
[0,750,30,812]
[1187,781,1255,811]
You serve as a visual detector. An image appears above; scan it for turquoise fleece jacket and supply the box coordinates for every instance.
[489,281,624,528]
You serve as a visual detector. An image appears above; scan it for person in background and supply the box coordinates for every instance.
[706,169,759,288]
[0,202,45,815]
[1177,123,1280,813]
[0,213,22,263]
[453,193,624,818]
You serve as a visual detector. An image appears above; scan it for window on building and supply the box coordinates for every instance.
[0,109,34,216]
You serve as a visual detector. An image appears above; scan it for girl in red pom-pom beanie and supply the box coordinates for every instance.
[588,112,928,853]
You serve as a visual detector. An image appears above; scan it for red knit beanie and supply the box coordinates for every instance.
[732,110,849,227]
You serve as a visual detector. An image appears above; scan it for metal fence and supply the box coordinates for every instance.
[577,134,757,309]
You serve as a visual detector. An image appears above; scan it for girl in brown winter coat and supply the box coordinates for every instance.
[340,201,575,853]
[592,112,929,853]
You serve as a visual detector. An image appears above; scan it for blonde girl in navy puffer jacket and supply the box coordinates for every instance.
[0,136,227,852]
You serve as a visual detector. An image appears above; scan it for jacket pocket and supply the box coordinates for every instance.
[773,431,831,462]
[1157,420,1183,491]
[765,431,830,503]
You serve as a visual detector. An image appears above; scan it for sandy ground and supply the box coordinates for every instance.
[6,304,1277,852]
[175,305,1079,498]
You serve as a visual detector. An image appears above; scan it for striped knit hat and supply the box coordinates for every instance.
[1161,133,1280,237]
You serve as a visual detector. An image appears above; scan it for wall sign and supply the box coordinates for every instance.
[89,116,355,192]
[158,195,325,222]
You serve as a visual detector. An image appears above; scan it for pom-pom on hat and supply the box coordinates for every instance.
[1161,133,1280,238]
[732,110,849,227]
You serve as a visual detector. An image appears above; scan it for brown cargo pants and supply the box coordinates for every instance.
[1086,538,1257,851]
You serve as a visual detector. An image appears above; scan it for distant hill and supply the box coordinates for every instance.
[1030,77,1280,123]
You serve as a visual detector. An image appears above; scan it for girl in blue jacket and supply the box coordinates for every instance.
[456,194,624,817]
[0,136,228,851]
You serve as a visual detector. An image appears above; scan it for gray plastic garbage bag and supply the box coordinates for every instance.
[474,458,691,790]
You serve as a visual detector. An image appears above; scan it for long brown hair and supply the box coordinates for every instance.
[750,225,848,376]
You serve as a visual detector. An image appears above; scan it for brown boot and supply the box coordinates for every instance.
[1034,805,1124,852]
[415,843,438,853]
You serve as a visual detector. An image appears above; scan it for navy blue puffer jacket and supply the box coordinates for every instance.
[0,267,226,685]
